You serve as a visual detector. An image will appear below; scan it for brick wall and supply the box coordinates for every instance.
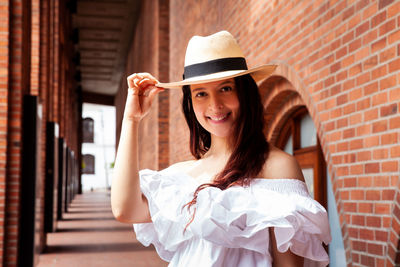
[118,0,400,266]
[115,0,170,171]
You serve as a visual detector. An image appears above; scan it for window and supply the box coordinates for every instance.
[83,117,94,143]
[82,154,95,174]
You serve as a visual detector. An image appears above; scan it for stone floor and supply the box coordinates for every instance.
[38,191,168,267]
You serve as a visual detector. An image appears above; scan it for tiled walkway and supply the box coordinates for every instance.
[38,191,167,267]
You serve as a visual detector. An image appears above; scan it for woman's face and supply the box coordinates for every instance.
[190,78,240,138]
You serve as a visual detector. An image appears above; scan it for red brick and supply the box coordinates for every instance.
[375,203,391,214]
[352,214,365,225]
[352,252,360,263]
[351,240,367,251]
[344,202,357,212]
[350,112,363,125]
[357,150,371,161]
[343,6,355,20]
[371,64,387,79]
[356,72,370,85]
[373,148,389,159]
[335,46,348,59]
[362,29,378,46]
[380,103,397,117]
[359,176,373,187]
[373,176,391,187]
[366,216,381,227]
[372,92,388,105]
[364,107,378,120]
[342,31,355,45]
[390,146,400,157]
[381,132,398,145]
[351,189,365,200]
[349,63,362,76]
[379,45,396,62]
[364,82,378,95]
[367,242,383,255]
[371,10,387,27]
[389,116,400,129]
[363,55,378,70]
[387,1,400,18]
[388,29,400,45]
[343,78,356,90]
[365,162,380,173]
[388,58,400,72]
[343,103,355,114]
[336,94,348,106]
[382,161,398,172]
[360,202,374,213]
[371,37,387,52]
[356,20,370,37]
[360,228,375,240]
[379,18,396,36]
[347,161,359,174]
[382,189,395,200]
[372,120,388,133]
[379,0,395,9]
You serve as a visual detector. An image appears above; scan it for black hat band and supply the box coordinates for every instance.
[183,57,248,80]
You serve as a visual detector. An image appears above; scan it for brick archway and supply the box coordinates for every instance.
[258,64,352,264]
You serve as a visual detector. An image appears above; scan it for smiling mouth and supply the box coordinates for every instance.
[207,112,231,122]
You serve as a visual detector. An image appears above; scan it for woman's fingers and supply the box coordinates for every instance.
[147,87,164,103]
[127,73,159,87]
[124,72,164,121]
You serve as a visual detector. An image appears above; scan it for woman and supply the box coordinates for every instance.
[111,31,331,266]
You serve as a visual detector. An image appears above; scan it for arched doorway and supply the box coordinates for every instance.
[275,107,327,207]
[260,74,347,266]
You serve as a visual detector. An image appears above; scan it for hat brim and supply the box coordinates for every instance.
[156,64,277,89]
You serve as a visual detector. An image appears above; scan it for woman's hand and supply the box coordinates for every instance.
[124,72,164,122]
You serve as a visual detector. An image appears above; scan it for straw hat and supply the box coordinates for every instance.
[157,31,277,89]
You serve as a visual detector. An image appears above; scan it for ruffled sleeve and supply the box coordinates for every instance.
[133,169,195,262]
[189,179,331,266]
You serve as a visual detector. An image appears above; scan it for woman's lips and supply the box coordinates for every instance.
[207,112,231,123]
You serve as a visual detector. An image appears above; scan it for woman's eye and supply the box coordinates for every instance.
[221,86,233,92]
[195,92,207,97]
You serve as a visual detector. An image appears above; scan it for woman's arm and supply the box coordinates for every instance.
[270,227,304,267]
[111,73,163,223]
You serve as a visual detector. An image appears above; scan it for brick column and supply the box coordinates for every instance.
[0,0,10,263]
[158,0,170,169]
[4,0,32,265]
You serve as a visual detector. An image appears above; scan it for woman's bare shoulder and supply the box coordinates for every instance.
[260,145,305,182]
[165,159,197,173]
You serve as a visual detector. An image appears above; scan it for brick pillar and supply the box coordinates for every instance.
[38,0,50,252]
[0,0,10,264]
[4,0,32,265]
[158,0,170,169]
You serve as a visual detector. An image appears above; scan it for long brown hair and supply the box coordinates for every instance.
[181,74,270,224]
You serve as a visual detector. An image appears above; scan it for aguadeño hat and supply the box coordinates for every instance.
[157,31,277,89]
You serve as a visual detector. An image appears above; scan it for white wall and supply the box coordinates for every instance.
[81,103,115,191]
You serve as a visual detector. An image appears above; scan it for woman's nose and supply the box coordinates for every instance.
[208,94,223,110]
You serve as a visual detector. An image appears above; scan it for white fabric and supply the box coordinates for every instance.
[133,168,331,267]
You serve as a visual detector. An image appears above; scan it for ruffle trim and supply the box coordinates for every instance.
[133,169,331,264]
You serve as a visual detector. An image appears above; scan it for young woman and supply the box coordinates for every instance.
[111,31,331,267]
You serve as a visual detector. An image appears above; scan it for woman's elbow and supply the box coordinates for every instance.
[111,203,151,224]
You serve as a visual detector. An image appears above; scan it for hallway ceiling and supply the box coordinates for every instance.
[72,0,140,96]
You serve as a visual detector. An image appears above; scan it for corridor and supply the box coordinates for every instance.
[38,191,167,267]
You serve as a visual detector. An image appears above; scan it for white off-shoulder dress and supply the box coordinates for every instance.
[133,168,331,267]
